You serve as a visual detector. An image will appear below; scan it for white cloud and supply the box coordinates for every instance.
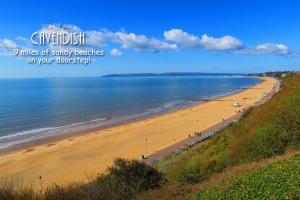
[85,29,114,47]
[0,39,17,55]
[164,29,243,51]
[164,29,200,48]
[40,24,82,34]
[114,32,177,52]
[256,43,289,55]
[37,25,178,52]
[63,27,178,52]
[200,34,243,51]
[16,36,29,43]
[1,24,292,58]
[237,43,290,55]
[110,48,122,56]
[0,39,17,48]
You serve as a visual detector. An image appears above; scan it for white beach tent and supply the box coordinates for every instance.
[233,101,241,107]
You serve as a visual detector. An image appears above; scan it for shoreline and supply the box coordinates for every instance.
[0,77,278,188]
[0,77,262,155]
[145,77,280,164]
[0,102,197,155]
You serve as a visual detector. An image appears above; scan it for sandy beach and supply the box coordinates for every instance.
[0,77,278,188]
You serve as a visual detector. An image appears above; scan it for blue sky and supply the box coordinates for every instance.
[0,0,299,78]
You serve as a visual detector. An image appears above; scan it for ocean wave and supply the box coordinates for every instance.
[163,101,181,108]
[0,117,108,150]
[0,82,258,151]
[0,102,185,150]
[0,100,194,151]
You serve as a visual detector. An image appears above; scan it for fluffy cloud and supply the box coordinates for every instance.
[28,25,291,55]
[110,48,122,56]
[0,39,17,49]
[1,25,178,55]
[0,39,17,55]
[164,29,243,51]
[199,34,243,51]
[0,24,291,57]
[237,43,290,55]
[164,29,199,48]
[85,30,114,47]
[56,26,178,52]
[114,32,177,52]
[16,36,27,42]
[256,43,289,55]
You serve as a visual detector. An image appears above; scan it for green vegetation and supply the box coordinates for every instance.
[138,73,300,199]
[189,154,300,200]
[1,73,300,200]
[153,73,300,185]
[0,158,163,200]
[247,71,295,79]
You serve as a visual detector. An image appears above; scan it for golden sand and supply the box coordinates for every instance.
[0,77,277,188]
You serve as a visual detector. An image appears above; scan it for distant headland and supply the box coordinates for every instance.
[102,72,244,77]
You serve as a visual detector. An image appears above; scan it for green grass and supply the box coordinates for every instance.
[189,153,300,200]
[137,73,300,199]
[154,73,300,185]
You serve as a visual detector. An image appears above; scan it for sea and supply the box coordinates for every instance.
[0,76,260,150]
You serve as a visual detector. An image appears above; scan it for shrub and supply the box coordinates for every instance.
[179,156,203,184]
[91,158,164,200]
[238,124,286,162]
[0,158,163,200]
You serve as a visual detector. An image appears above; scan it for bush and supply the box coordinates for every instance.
[179,157,203,184]
[0,158,164,200]
[239,124,286,162]
[91,158,164,200]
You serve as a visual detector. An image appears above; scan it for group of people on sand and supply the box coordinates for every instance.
[188,131,202,138]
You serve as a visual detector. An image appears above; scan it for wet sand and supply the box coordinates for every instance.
[0,77,278,188]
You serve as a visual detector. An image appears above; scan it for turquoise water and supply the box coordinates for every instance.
[0,76,260,149]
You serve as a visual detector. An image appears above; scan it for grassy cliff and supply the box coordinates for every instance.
[158,73,299,182]
[139,73,300,199]
[189,153,300,200]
